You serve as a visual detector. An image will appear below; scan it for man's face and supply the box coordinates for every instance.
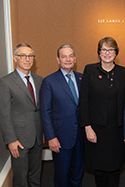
[13,46,34,75]
[57,47,76,73]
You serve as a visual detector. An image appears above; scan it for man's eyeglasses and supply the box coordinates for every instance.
[16,54,35,60]
[100,48,115,54]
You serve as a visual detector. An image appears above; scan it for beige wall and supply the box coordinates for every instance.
[10,0,125,78]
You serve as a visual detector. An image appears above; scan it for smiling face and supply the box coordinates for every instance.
[13,46,34,75]
[57,47,76,73]
[100,43,116,64]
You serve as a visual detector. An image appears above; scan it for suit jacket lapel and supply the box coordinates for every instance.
[74,71,81,93]
[55,69,77,105]
[13,70,35,105]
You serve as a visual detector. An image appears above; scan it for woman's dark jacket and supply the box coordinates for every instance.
[80,62,125,128]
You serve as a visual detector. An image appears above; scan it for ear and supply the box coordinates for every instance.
[57,57,60,65]
[13,55,17,63]
[74,56,76,63]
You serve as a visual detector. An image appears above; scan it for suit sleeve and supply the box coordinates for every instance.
[79,65,91,127]
[0,79,17,144]
[40,78,56,141]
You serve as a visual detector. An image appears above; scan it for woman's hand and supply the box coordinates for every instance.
[85,125,97,143]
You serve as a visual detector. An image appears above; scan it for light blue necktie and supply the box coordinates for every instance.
[66,74,78,105]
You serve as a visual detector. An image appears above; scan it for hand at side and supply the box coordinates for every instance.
[8,140,24,158]
[48,137,61,153]
[85,125,97,143]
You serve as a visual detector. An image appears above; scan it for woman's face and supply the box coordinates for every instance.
[99,42,116,64]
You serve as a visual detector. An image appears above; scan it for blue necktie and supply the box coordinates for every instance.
[66,74,78,105]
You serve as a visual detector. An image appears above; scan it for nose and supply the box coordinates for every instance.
[66,56,70,61]
[105,50,110,54]
[26,56,30,61]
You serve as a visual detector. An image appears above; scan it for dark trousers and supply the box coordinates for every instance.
[52,135,84,187]
[11,140,43,187]
[95,169,120,187]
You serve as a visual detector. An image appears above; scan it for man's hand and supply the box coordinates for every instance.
[8,140,24,158]
[85,125,97,143]
[48,137,61,153]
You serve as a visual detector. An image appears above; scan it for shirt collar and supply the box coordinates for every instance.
[60,68,74,77]
[16,68,31,79]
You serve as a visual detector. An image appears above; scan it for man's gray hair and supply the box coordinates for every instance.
[57,44,75,58]
[14,43,34,55]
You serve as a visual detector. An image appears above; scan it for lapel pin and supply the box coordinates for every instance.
[79,77,82,80]
[99,75,102,79]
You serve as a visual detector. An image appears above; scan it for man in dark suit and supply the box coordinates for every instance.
[0,43,43,187]
[40,44,84,187]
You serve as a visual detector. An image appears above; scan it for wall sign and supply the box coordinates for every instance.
[98,19,125,24]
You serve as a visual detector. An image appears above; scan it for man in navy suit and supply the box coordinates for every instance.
[40,44,84,187]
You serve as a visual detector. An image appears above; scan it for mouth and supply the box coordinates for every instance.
[104,56,111,59]
[24,63,31,66]
[65,62,72,65]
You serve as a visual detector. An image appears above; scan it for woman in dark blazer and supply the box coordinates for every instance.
[80,37,125,187]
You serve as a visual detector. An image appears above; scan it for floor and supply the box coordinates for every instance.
[41,161,125,187]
